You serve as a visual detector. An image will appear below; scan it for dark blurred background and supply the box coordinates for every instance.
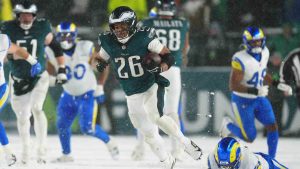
[1,0,300,136]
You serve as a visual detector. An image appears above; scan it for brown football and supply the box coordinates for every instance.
[143,52,162,64]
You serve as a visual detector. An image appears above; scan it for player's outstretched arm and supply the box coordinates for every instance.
[45,32,67,84]
[8,42,41,77]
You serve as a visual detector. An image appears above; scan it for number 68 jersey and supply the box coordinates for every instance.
[46,40,97,96]
[231,47,270,98]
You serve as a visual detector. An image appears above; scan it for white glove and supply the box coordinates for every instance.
[258,85,269,97]
[277,83,293,96]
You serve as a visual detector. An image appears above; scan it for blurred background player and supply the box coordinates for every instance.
[220,27,280,158]
[278,47,300,108]
[46,21,119,162]
[96,6,202,169]
[0,33,41,166]
[0,0,67,164]
[207,137,288,169]
[132,0,190,161]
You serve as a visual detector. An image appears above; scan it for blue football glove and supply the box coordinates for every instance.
[94,85,105,103]
[30,62,42,77]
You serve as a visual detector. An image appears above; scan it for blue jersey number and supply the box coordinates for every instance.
[247,69,266,87]
[66,64,86,80]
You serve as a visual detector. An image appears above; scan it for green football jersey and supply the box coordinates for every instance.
[141,17,189,67]
[99,28,158,96]
[0,18,52,79]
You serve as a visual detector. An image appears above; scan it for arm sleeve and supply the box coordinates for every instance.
[279,58,295,85]
[48,37,63,57]
[148,38,164,54]
[99,47,110,61]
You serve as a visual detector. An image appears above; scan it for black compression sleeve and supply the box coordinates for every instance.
[49,38,63,57]
[159,53,175,68]
[247,87,258,95]
[272,80,279,87]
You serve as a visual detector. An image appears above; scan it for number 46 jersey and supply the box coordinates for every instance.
[139,17,189,67]
[231,47,270,98]
[46,40,97,96]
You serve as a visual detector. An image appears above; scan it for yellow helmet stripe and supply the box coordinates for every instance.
[229,142,240,163]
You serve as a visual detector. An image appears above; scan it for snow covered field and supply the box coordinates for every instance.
[0,135,299,169]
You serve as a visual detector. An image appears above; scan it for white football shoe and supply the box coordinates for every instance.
[131,144,145,161]
[219,117,233,138]
[183,140,203,160]
[5,153,17,166]
[21,151,29,165]
[53,154,74,163]
[37,146,47,164]
[106,139,119,160]
[161,154,176,169]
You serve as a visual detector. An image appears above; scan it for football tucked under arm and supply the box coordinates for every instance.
[142,52,162,73]
[142,52,175,73]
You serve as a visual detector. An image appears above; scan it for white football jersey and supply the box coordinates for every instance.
[231,47,270,98]
[208,146,269,169]
[46,40,97,96]
[0,34,10,86]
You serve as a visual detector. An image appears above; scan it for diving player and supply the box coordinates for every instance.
[46,21,119,162]
[208,137,288,169]
[95,6,202,169]
[132,0,190,160]
[0,0,67,164]
[220,27,280,158]
[0,33,41,166]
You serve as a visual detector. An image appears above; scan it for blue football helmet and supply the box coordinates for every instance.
[149,7,158,18]
[56,21,78,50]
[242,26,266,55]
[214,137,241,169]
[156,0,177,16]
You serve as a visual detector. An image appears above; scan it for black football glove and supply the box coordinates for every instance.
[56,66,67,84]
[142,59,161,73]
[96,60,109,72]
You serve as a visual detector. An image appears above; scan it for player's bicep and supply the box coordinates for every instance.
[44,32,53,45]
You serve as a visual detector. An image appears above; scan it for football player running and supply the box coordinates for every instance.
[132,0,190,161]
[0,33,41,166]
[207,137,288,169]
[219,27,290,158]
[0,0,67,164]
[95,6,202,169]
[46,21,119,162]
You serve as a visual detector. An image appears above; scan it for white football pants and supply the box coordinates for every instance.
[10,71,49,158]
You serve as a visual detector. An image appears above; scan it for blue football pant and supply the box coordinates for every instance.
[57,91,110,155]
[228,93,278,158]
